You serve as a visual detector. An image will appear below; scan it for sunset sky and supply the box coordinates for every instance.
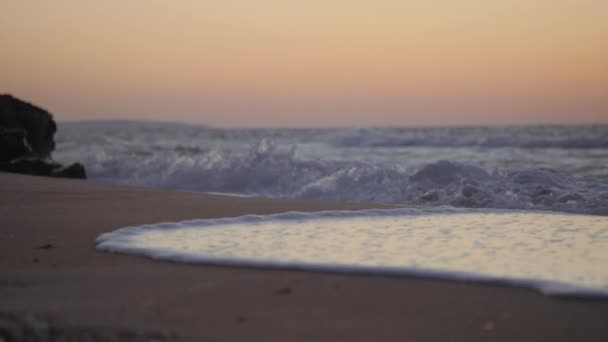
[1,1,607,127]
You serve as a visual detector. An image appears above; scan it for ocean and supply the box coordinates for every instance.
[56,121,608,215]
[67,121,608,297]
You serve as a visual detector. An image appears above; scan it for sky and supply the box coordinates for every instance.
[1,0,607,127]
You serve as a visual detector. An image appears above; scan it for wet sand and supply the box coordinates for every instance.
[1,172,607,341]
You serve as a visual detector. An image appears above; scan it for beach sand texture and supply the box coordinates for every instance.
[1,172,608,341]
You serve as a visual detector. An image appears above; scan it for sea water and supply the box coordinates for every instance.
[61,122,608,296]
[56,122,608,214]
[97,208,608,297]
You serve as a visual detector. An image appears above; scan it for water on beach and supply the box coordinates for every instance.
[97,208,608,297]
[80,122,608,296]
[56,122,608,215]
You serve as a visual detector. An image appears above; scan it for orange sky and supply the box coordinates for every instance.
[1,1,607,126]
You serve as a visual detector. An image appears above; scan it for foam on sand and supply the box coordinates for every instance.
[97,208,608,298]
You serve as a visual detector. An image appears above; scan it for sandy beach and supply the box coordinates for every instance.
[1,172,608,341]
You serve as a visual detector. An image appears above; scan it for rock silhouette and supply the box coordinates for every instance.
[0,94,86,179]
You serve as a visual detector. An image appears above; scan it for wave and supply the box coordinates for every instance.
[57,138,608,215]
[97,208,608,298]
[330,126,608,149]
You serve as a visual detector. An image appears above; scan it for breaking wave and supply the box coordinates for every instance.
[56,135,608,215]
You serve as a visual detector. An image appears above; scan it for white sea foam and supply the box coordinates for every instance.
[55,122,608,214]
[97,208,608,298]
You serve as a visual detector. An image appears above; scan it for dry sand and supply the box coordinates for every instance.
[1,172,607,341]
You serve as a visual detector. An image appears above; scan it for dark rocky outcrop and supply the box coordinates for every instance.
[0,94,86,179]
[0,95,56,158]
[52,162,87,179]
[0,128,31,161]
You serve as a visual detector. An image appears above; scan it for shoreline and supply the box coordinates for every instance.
[2,172,608,341]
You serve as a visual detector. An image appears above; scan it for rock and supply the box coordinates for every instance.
[52,162,87,179]
[0,158,87,180]
[0,94,56,158]
[0,158,60,176]
[0,94,86,179]
[0,128,31,162]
